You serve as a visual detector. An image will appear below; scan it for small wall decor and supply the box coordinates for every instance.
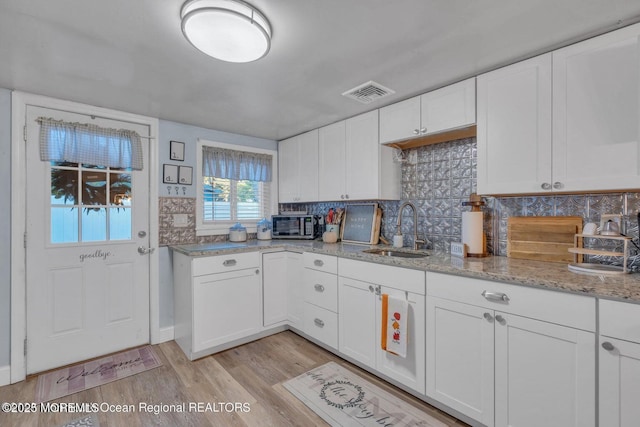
[179,166,193,185]
[163,164,178,184]
[170,140,185,161]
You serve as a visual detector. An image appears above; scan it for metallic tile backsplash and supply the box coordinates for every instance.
[283,137,640,269]
[161,137,640,269]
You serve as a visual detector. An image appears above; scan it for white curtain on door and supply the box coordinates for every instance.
[37,117,144,170]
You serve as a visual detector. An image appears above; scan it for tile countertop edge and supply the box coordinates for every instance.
[169,241,640,303]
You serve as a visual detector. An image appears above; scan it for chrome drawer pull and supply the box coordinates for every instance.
[314,259,324,267]
[482,291,510,302]
[314,284,325,292]
[222,259,237,267]
[602,341,615,351]
[314,318,325,328]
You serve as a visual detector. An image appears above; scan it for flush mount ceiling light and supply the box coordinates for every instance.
[180,0,272,63]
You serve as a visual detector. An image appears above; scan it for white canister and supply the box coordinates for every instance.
[229,222,247,242]
[257,218,272,240]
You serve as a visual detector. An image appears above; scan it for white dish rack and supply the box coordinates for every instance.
[568,234,632,275]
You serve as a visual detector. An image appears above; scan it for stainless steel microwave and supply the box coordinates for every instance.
[272,214,321,239]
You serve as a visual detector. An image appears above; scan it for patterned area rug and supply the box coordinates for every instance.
[36,346,162,403]
[284,361,446,427]
[54,413,100,427]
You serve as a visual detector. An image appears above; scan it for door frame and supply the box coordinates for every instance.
[10,91,160,383]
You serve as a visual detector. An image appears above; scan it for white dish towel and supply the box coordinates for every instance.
[381,294,408,358]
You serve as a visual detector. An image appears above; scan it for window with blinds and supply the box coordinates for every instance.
[196,140,277,235]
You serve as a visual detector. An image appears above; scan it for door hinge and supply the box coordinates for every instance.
[24,338,27,356]
[23,124,27,142]
[23,232,27,248]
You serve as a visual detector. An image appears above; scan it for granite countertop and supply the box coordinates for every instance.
[170,240,640,303]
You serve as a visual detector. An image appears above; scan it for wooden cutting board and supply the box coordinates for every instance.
[507,216,582,263]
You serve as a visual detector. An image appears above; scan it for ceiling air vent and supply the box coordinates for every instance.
[342,81,395,104]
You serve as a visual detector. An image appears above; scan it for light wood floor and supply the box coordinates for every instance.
[0,331,469,426]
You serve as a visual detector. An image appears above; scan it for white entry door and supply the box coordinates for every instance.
[25,105,151,374]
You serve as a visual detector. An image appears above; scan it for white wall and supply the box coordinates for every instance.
[0,88,11,369]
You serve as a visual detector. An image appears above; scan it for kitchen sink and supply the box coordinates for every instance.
[362,248,429,258]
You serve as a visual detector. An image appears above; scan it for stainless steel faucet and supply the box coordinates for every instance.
[396,201,426,250]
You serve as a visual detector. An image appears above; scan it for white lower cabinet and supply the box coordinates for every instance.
[262,251,289,326]
[339,258,426,394]
[173,251,262,360]
[285,252,303,329]
[599,299,640,427]
[426,272,596,427]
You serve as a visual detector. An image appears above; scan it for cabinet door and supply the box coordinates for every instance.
[296,129,319,202]
[278,136,299,203]
[494,313,595,427]
[376,286,426,394]
[262,252,288,326]
[345,110,380,200]
[426,297,494,426]
[379,96,421,144]
[192,268,262,352]
[338,277,377,367]
[286,252,304,328]
[599,336,640,427]
[421,78,476,135]
[318,121,346,201]
[477,54,552,195]
[553,23,640,192]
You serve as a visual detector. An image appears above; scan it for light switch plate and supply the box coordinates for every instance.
[451,242,467,258]
[173,214,189,227]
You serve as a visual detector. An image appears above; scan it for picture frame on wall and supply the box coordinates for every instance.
[170,140,185,161]
[179,166,193,185]
[163,164,178,184]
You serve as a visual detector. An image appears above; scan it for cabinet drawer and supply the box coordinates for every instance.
[600,299,640,342]
[304,303,338,349]
[192,252,260,276]
[304,269,338,312]
[427,272,595,332]
[303,252,338,274]
[339,258,425,295]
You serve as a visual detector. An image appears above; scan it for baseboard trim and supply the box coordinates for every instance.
[155,326,174,344]
[0,365,10,386]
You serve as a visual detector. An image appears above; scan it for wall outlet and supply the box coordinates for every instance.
[600,214,622,229]
[451,242,467,258]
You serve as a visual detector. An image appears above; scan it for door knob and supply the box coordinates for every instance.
[137,246,155,255]
[483,312,494,321]
[601,341,615,351]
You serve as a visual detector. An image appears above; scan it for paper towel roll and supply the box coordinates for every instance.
[462,211,484,255]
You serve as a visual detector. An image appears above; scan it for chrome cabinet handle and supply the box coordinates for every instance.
[420,127,427,134]
[255,269,260,275]
[482,291,510,302]
[483,312,493,321]
[553,181,563,190]
[413,129,420,135]
[541,182,552,190]
[314,318,325,328]
[369,285,374,293]
[314,259,324,267]
[495,314,506,323]
[602,341,615,351]
[314,284,325,292]
[222,259,237,267]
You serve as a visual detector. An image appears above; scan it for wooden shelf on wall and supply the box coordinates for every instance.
[386,125,476,150]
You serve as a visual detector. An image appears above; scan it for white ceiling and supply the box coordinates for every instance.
[1,0,640,141]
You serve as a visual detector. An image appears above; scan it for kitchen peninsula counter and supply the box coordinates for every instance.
[170,240,640,303]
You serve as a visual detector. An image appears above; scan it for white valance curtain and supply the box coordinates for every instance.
[202,145,272,182]
[37,117,144,170]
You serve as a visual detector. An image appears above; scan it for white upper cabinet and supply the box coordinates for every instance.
[278,129,318,203]
[380,78,476,144]
[552,23,640,192]
[478,23,640,195]
[421,77,476,135]
[318,110,400,201]
[477,53,553,195]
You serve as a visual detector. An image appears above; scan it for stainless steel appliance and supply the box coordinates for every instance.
[272,214,321,239]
